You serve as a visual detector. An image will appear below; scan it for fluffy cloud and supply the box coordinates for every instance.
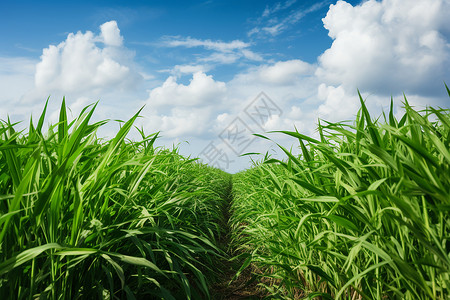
[255,60,315,85]
[316,83,359,121]
[262,111,305,132]
[147,71,226,107]
[316,0,450,96]
[232,59,314,86]
[219,60,320,138]
[167,64,212,76]
[0,21,147,137]
[100,21,124,46]
[35,20,141,95]
[226,59,318,114]
[141,107,213,138]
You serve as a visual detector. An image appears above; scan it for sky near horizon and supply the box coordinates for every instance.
[1,0,449,172]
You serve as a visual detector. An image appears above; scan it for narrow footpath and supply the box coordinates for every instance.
[209,174,267,300]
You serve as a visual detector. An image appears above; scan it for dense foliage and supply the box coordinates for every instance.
[2,88,449,299]
[0,100,231,299]
[230,91,450,299]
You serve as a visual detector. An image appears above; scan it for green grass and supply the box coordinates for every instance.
[1,88,450,299]
[230,90,450,299]
[0,99,231,299]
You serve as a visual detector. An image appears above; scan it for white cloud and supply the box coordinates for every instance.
[164,37,249,52]
[256,60,314,85]
[316,0,450,96]
[35,20,142,95]
[261,0,297,18]
[0,57,37,118]
[100,21,124,46]
[316,83,359,121]
[162,36,263,65]
[147,71,226,108]
[250,1,329,37]
[1,21,147,138]
[164,64,212,76]
[263,113,306,132]
[216,112,230,123]
[262,23,285,36]
[0,57,36,98]
[143,60,318,147]
[142,107,213,138]
[241,49,264,61]
[0,57,36,76]
[231,59,315,87]
[220,60,320,143]
[199,52,240,64]
[262,3,280,18]
[247,27,260,37]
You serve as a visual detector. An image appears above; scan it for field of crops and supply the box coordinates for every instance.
[0,100,231,299]
[230,91,450,299]
[1,89,449,299]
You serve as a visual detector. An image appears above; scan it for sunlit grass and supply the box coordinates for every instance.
[230,88,450,299]
[2,87,449,299]
[0,99,231,299]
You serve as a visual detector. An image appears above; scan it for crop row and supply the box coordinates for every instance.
[0,100,231,299]
[2,88,450,299]
[230,90,450,299]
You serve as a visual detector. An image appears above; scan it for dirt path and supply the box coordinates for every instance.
[209,175,267,300]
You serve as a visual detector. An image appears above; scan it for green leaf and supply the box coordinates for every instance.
[325,214,358,232]
[58,96,68,144]
[306,265,336,287]
[0,243,62,276]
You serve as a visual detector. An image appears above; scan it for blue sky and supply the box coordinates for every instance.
[1,1,350,62]
[1,0,449,172]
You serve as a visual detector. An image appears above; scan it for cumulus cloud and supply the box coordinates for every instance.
[230,59,315,90]
[256,60,314,85]
[316,0,450,96]
[316,83,359,121]
[165,64,212,76]
[100,21,124,46]
[35,20,141,95]
[142,107,213,138]
[0,21,147,137]
[147,71,226,107]
[263,112,306,132]
[222,59,319,137]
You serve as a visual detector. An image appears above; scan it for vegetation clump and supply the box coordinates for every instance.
[0,99,231,299]
[230,90,450,299]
